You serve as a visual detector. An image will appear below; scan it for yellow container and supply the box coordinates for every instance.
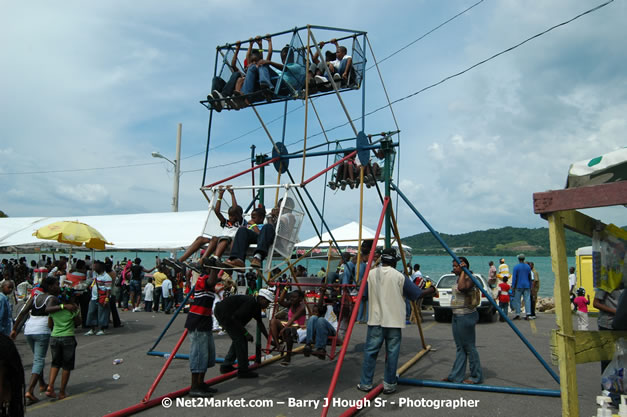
[576,246,597,313]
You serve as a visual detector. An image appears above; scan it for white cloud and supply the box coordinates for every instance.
[1,0,625,238]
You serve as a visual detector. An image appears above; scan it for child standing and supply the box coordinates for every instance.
[45,287,81,400]
[498,277,511,322]
[144,278,154,312]
[572,287,590,330]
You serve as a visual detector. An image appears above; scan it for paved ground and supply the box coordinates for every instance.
[14,308,599,417]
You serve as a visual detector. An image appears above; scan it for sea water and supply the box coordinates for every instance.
[8,250,571,298]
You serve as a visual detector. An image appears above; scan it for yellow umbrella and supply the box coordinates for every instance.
[33,220,113,250]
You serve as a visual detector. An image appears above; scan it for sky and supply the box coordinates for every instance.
[1,0,626,241]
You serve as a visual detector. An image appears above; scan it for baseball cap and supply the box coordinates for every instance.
[258,288,274,303]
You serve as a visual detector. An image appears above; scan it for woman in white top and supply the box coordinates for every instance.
[10,276,59,404]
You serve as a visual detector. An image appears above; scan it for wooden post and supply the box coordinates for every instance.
[548,211,579,417]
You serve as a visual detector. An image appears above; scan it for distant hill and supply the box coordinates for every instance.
[0,210,7,218]
[402,226,596,256]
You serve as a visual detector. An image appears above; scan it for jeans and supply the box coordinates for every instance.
[153,287,162,312]
[229,225,276,262]
[163,297,172,312]
[357,299,368,322]
[405,299,411,321]
[86,299,110,329]
[109,295,121,327]
[215,305,250,373]
[498,301,509,322]
[144,300,153,312]
[306,316,336,349]
[129,280,141,295]
[189,330,216,373]
[212,72,241,97]
[242,64,273,95]
[359,326,402,390]
[26,333,50,375]
[513,288,531,316]
[448,311,482,383]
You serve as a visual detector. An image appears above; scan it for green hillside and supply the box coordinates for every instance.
[402,226,593,256]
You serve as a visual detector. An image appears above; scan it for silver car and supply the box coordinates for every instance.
[432,273,497,323]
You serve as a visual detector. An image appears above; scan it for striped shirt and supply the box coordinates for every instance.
[184,274,216,332]
[497,263,510,279]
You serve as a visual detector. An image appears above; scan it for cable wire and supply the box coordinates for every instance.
[367,0,485,70]
[287,0,615,147]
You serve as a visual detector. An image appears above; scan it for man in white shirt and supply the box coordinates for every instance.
[161,276,173,314]
[568,267,577,296]
[143,277,154,312]
[357,249,435,395]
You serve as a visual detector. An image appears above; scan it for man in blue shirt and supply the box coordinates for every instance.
[511,254,533,320]
[0,280,15,335]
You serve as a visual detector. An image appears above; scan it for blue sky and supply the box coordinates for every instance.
[1,0,626,239]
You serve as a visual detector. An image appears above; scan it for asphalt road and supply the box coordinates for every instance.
[14,308,599,417]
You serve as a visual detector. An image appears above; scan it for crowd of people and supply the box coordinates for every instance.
[6,211,616,412]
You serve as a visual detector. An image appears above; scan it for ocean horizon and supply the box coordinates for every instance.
[6,250,571,298]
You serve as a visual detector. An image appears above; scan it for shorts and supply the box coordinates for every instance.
[129,280,142,294]
[50,336,77,371]
[188,330,216,373]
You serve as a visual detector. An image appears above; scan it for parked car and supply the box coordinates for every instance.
[432,273,496,323]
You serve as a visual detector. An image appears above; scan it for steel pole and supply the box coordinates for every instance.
[173,123,182,212]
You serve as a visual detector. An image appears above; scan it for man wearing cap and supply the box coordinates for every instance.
[215,289,272,378]
[511,254,533,320]
[357,248,436,394]
[496,258,510,284]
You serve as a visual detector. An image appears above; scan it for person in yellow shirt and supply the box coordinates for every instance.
[497,258,510,283]
[152,265,168,313]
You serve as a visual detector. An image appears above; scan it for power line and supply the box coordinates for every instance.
[0,161,163,176]
[367,0,485,70]
[289,0,615,148]
[182,157,250,173]
[189,3,485,158]
[181,103,306,160]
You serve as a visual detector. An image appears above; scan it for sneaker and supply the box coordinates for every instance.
[356,383,372,392]
[340,180,347,191]
[220,365,236,374]
[96,330,106,336]
[383,387,396,395]
[250,257,262,269]
[84,329,95,336]
[217,330,226,336]
[315,75,328,84]
[237,371,259,379]
[201,383,218,394]
[133,307,141,312]
[405,320,412,325]
[312,348,326,360]
[303,344,312,357]
[328,181,337,190]
[333,73,342,81]
[189,389,212,398]
[211,90,223,112]
[513,315,520,320]
[526,315,536,320]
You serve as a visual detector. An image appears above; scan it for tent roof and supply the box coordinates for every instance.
[0,211,209,251]
[295,221,410,250]
[567,147,627,188]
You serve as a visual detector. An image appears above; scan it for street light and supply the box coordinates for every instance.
[152,123,182,212]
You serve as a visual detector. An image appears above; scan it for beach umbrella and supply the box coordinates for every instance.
[32,220,113,250]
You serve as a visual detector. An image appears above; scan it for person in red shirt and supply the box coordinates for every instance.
[572,288,590,330]
[498,277,511,322]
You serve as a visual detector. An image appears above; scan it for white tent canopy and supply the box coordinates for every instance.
[294,221,412,256]
[0,211,209,252]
